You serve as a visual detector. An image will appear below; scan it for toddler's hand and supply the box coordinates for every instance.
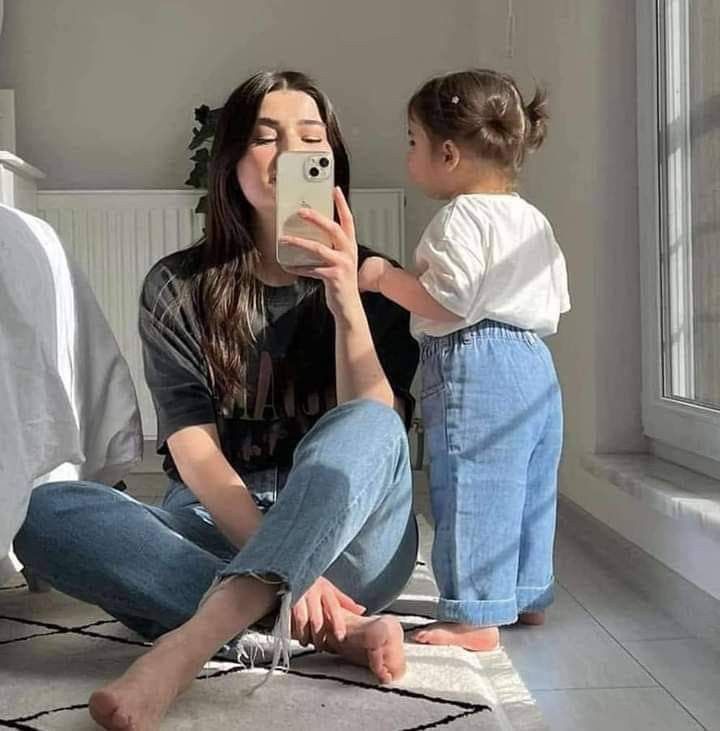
[358,256,390,293]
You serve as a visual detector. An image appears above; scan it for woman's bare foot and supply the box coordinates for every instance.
[88,630,205,731]
[517,611,545,626]
[325,613,406,684]
[410,622,499,651]
[89,575,279,730]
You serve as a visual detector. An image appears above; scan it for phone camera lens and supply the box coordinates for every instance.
[309,167,319,177]
[319,157,330,168]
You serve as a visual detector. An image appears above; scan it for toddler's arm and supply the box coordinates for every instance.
[359,256,461,322]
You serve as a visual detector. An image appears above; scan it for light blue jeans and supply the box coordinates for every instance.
[14,399,418,643]
[421,320,563,627]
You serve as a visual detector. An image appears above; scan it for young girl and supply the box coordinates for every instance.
[360,69,570,651]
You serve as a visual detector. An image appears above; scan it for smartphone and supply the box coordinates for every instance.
[275,150,334,268]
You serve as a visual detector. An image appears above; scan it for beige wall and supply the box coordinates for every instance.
[0,0,645,476]
[0,0,508,251]
[501,1,645,464]
[690,0,720,407]
[6,0,716,595]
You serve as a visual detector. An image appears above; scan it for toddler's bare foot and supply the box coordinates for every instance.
[88,631,204,731]
[410,622,499,651]
[324,613,406,684]
[517,611,545,626]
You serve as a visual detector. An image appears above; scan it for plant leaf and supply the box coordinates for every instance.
[194,104,210,125]
[190,147,211,163]
[195,194,209,215]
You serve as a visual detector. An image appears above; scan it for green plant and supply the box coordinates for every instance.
[185,104,222,214]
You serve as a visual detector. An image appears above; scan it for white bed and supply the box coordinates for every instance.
[0,203,143,582]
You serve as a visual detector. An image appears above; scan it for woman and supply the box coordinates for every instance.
[14,70,419,730]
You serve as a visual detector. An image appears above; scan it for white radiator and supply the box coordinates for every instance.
[36,188,405,439]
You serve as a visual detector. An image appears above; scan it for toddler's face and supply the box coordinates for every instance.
[406,117,448,199]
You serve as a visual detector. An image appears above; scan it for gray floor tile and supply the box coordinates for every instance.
[555,529,691,643]
[501,587,656,691]
[533,687,704,731]
[624,637,720,731]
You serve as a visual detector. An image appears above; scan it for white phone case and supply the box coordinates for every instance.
[275,150,334,267]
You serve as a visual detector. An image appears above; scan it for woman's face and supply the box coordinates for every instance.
[236,90,330,214]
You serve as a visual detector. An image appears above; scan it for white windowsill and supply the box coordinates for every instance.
[581,453,720,543]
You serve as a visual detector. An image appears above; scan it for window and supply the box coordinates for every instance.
[638,0,720,466]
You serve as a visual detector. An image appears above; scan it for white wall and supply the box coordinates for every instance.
[496,1,644,462]
[7,0,717,599]
[0,0,511,254]
[499,2,720,600]
[2,2,652,524]
[470,1,646,507]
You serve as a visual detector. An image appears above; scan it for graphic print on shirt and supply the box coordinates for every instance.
[216,290,337,478]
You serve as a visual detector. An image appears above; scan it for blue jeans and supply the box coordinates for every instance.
[14,399,418,641]
[421,321,563,627]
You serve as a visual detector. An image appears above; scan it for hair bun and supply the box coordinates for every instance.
[482,95,517,141]
[407,68,549,177]
[486,95,507,119]
[524,87,549,150]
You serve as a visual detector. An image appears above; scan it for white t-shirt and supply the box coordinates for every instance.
[411,193,570,339]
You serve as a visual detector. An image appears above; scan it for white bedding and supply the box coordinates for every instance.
[0,204,143,578]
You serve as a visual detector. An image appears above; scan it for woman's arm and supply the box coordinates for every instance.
[283,188,400,414]
[332,301,399,412]
[167,424,263,549]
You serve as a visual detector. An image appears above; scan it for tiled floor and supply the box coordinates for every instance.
[517,501,720,731]
[123,470,720,730]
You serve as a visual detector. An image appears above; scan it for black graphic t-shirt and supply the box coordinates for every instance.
[139,245,419,483]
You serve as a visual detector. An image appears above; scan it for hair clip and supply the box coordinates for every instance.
[451,95,460,104]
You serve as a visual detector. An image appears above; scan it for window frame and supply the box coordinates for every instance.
[637,0,720,464]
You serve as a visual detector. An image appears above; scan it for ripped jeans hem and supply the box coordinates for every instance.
[199,571,293,693]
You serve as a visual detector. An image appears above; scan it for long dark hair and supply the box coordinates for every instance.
[408,69,548,179]
[192,70,350,404]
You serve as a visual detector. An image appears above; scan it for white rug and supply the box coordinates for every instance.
[0,519,547,730]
